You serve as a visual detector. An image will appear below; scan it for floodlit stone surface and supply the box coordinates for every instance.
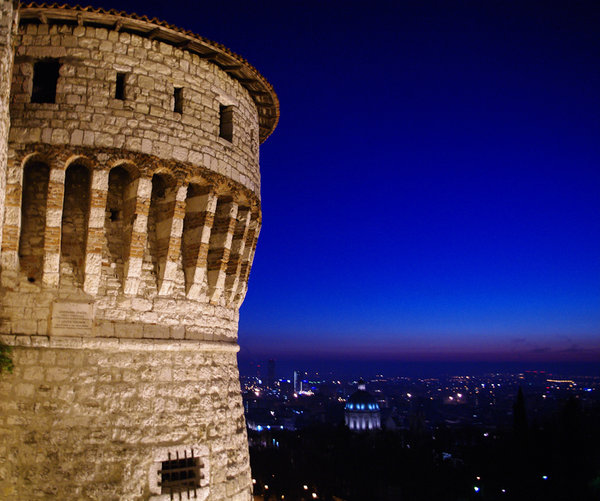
[0,3,278,499]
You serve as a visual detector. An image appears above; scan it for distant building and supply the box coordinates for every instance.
[345,379,381,431]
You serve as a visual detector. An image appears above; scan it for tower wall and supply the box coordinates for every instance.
[0,6,278,500]
[0,0,18,248]
[0,340,248,500]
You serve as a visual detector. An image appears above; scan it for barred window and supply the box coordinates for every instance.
[158,450,203,497]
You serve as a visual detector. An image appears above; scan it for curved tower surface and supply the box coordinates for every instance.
[0,3,278,499]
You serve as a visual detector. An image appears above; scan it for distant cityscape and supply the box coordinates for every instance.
[241,361,600,500]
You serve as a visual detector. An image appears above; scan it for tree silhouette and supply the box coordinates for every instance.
[513,386,528,445]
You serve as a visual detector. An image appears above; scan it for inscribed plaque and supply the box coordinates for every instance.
[51,301,94,336]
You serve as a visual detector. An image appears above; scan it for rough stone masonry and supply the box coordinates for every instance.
[0,3,279,499]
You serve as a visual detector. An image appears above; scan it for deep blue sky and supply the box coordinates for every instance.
[84,1,599,363]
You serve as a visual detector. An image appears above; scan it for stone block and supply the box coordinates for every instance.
[95,321,115,338]
[142,324,169,339]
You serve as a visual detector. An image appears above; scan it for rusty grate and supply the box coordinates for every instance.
[158,449,204,499]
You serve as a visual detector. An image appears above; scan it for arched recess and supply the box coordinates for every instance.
[60,161,91,287]
[19,159,50,282]
[207,195,238,302]
[147,173,177,290]
[104,164,139,285]
[181,183,216,296]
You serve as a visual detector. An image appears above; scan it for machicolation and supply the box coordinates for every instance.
[0,2,279,499]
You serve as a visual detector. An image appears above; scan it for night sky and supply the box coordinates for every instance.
[74,1,599,364]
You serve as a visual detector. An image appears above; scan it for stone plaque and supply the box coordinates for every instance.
[51,301,94,336]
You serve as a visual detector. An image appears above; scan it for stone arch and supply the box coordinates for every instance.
[147,172,177,291]
[110,159,140,180]
[18,157,50,282]
[20,151,51,169]
[64,154,94,171]
[60,160,91,287]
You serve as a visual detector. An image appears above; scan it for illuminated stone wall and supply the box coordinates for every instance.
[0,0,18,248]
[0,4,278,499]
[0,338,249,500]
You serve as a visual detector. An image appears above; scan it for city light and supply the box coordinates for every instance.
[242,366,599,500]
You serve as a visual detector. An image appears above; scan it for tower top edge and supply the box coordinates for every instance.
[18,2,280,143]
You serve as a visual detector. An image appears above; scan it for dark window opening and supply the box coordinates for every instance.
[109,209,120,221]
[173,87,183,114]
[31,59,60,103]
[158,450,203,496]
[115,72,126,100]
[219,105,233,142]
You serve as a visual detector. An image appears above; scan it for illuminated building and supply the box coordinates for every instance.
[0,2,278,498]
[345,379,381,431]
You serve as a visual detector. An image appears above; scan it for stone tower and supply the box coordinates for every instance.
[0,3,278,500]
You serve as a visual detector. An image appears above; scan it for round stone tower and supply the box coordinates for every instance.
[0,3,278,499]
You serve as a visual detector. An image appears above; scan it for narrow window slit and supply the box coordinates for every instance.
[219,105,233,142]
[173,87,183,113]
[115,72,126,100]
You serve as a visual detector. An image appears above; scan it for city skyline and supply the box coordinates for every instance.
[96,0,599,363]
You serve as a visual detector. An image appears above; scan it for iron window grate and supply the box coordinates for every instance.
[158,449,204,499]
